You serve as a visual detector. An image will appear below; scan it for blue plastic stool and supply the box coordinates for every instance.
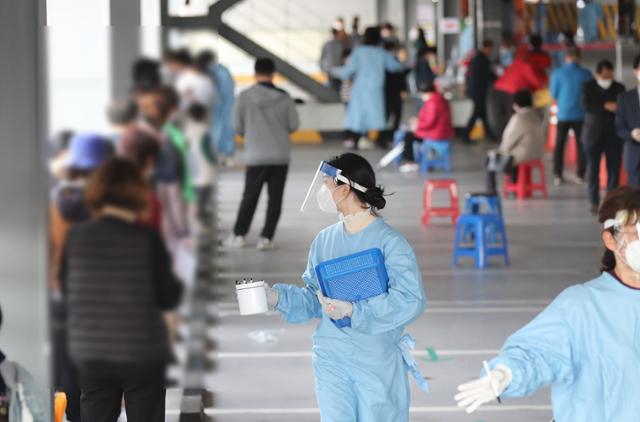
[462,193,503,243]
[464,193,502,216]
[453,214,510,269]
[413,140,452,174]
[392,130,407,166]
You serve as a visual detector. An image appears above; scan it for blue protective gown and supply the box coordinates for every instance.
[208,63,236,157]
[490,272,640,421]
[274,218,427,422]
[333,46,404,133]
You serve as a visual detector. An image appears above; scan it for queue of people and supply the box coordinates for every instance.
[44,47,241,421]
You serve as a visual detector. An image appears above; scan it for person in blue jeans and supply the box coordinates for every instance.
[550,46,592,185]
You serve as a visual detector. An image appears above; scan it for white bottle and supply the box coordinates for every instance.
[236,279,269,315]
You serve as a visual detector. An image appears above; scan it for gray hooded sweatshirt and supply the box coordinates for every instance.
[233,83,300,166]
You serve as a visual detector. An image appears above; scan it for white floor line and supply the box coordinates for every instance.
[205,404,552,415]
[210,349,501,359]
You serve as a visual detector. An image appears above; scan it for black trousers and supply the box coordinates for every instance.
[233,165,289,240]
[402,131,421,162]
[554,120,586,179]
[586,138,623,205]
[484,157,517,194]
[465,96,496,142]
[486,88,512,142]
[78,362,166,422]
[196,186,212,222]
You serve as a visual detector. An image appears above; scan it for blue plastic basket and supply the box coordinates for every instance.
[315,248,389,328]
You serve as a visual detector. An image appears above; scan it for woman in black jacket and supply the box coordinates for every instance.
[60,158,183,422]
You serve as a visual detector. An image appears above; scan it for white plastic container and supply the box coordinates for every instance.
[236,280,269,316]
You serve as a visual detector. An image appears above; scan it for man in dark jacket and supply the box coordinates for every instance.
[615,54,640,188]
[582,60,625,213]
[464,39,496,143]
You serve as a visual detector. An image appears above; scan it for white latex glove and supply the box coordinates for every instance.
[632,128,640,143]
[263,282,279,311]
[316,290,353,320]
[454,364,513,414]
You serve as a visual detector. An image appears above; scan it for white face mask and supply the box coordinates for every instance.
[316,184,338,213]
[616,223,640,273]
[597,78,612,89]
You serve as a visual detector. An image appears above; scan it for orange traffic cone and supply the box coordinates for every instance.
[54,392,67,422]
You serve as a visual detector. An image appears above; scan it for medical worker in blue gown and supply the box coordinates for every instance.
[197,50,236,164]
[263,153,428,421]
[455,186,640,421]
[332,27,404,150]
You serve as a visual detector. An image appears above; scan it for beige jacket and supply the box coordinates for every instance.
[498,108,545,165]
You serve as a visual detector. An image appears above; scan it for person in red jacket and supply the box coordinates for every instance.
[526,34,551,85]
[400,81,454,173]
[488,49,543,142]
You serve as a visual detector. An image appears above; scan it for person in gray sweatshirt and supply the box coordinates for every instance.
[223,57,300,251]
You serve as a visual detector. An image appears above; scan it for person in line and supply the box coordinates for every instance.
[320,26,349,92]
[163,49,216,113]
[0,304,48,421]
[380,22,400,49]
[183,103,216,225]
[197,50,237,166]
[222,58,299,251]
[106,97,138,145]
[116,128,163,230]
[399,81,453,173]
[550,46,592,185]
[49,133,112,422]
[582,60,625,214]
[137,86,190,252]
[615,54,640,187]
[484,90,545,194]
[526,34,552,85]
[408,25,428,67]
[463,39,496,143]
[455,186,640,421]
[350,15,362,45]
[60,158,183,422]
[264,153,428,421]
[332,26,404,150]
[380,39,409,147]
[413,46,436,94]
[487,48,543,143]
[498,34,514,68]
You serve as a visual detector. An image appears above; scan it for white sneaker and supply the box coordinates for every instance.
[399,162,419,173]
[358,138,375,150]
[221,235,246,249]
[343,139,356,149]
[256,237,275,251]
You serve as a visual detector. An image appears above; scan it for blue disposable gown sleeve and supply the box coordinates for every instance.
[490,286,579,398]
[331,50,359,80]
[272,240,322,323]
[550,70,559,100]
[350,236,426,335]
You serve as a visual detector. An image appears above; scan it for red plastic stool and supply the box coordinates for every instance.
[422,179,459,225]
[503,159,548,199]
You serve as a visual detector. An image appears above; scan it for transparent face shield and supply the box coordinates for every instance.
[300,161,368,213]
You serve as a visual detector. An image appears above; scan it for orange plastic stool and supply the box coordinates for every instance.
[422,179,459,225]
[503,159,548,199]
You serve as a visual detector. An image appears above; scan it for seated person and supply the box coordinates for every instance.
[400,81,453,173]
[485,89,545,194]
[0,304,48,421]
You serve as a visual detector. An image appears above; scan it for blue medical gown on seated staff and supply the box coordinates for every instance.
[490,272,640,421]
[333,46,404,134]
[273,218,427,422]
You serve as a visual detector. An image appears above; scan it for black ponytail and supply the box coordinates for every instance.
[328,153,388,212]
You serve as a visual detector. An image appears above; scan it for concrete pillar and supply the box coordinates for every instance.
[0,0,50,390]
[110,0,141,97]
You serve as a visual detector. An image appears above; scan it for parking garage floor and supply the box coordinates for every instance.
[203,141,601,422]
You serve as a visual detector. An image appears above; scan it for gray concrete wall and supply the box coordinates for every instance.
[0,0,50,390]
